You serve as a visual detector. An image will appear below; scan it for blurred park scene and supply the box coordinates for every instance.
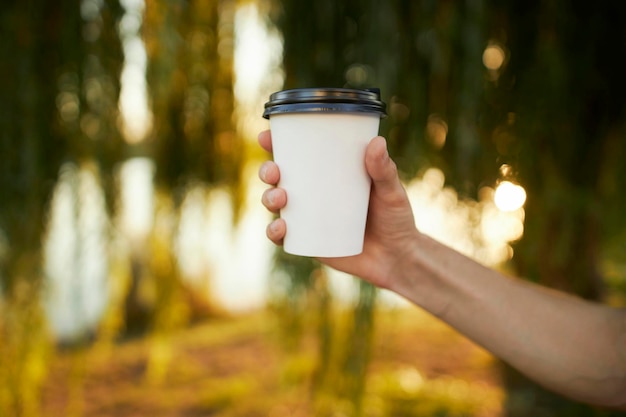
[2,0,626,416]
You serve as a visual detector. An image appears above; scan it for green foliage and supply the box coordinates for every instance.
[144,0,243,202]
[0,1,124,415]
[2,0,626,415]
[486,1,626,300]
[0,0,121,292]
[0,280,52,417]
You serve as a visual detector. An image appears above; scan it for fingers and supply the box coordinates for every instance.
[258,161,280,185]
[258,130,272,153]
[365,136,394,181]
[258,141,282,211]
[365,136,403,199]
[258,131,285,244]
[259,161,285,212]
[266,218,286,245]
[261,187,287,213]
[259,157,285,213]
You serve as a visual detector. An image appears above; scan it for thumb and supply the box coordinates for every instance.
[365,136,402,197]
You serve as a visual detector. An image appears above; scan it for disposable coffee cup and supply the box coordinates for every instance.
[263,88,386,257]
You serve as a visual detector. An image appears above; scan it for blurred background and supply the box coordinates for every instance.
[1,0,626,416]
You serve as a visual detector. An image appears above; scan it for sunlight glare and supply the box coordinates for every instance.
[118,157,155,241]
[234,3,284,140]
[175,164,274,312]
[494,181,526,212]
[405,168,525,266]
[44,163,109,340]
[118,0,152,144]
[481,202,525,244]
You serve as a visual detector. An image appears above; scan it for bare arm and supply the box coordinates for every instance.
[400,232,626,408]
[258,130,626,408]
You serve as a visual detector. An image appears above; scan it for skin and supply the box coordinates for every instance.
[258,130,626,408]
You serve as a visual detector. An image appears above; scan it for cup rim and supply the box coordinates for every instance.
[263,87,386,119]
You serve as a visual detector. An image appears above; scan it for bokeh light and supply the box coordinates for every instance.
[425,114,448,149]
[405,168,525,266]
[494,181,527,212]
[482,43,506,71]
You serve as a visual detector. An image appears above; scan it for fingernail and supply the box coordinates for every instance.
[267,189,275,205]
[380,137,389,157]
[259,163,268,180]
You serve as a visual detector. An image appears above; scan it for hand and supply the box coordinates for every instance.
[258,130,419,290]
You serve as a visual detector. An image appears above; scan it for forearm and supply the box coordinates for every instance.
[393,232,626,408]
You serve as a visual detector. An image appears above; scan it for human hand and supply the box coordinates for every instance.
[258,130,419,290]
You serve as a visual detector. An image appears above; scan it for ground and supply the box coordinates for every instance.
[40,307,504,417]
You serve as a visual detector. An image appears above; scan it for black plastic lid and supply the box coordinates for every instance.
[263,88,387,119]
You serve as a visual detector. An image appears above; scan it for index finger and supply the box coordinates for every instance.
[258,130,272,153]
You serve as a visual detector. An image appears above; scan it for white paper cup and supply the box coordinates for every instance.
[263,88,386,257]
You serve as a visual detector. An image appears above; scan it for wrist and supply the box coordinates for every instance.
[385,232,430,298]
[387,231,457,318]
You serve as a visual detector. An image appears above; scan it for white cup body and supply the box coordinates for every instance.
[270,112,380,257]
